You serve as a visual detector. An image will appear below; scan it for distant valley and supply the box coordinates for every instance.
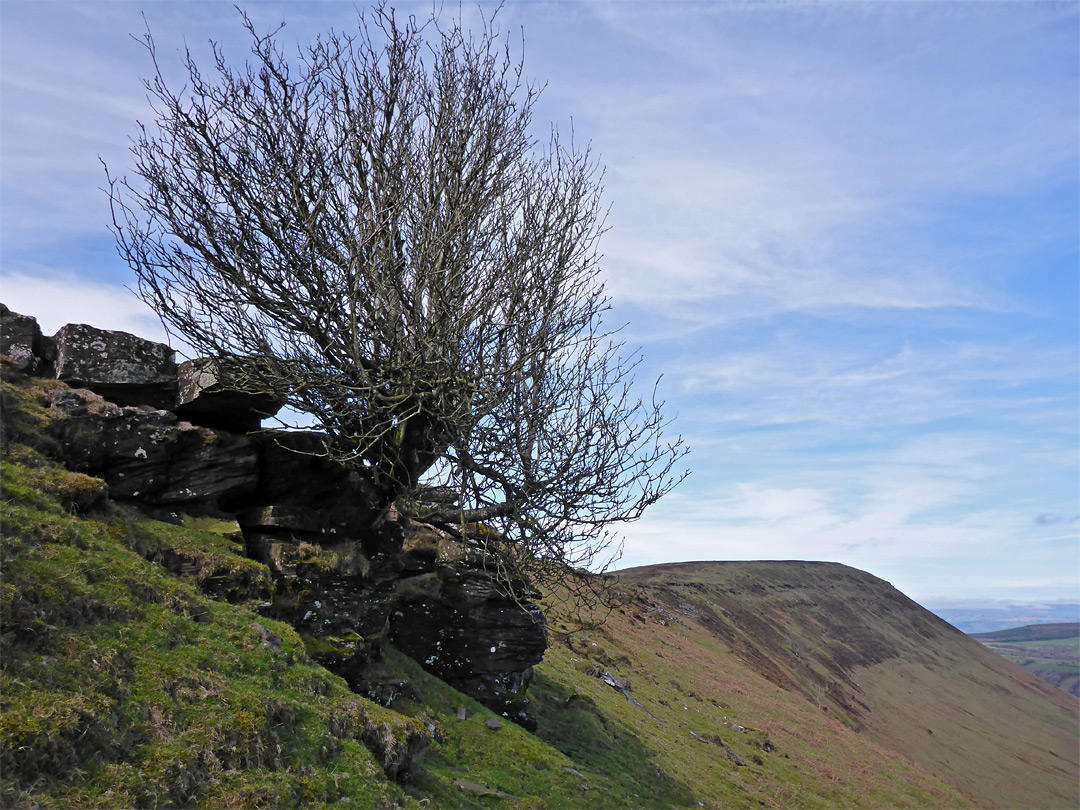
[971,623,1080,697]
[926,602,1080,634]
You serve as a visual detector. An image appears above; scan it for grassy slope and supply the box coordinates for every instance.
[533,595,971,809]
[0,372,689,809]
[617,561,1080,810]
[0,439,439,809]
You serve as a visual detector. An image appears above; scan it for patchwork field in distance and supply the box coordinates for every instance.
[971,623,1080,697]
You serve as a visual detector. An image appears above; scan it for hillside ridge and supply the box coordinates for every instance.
[611,559,1079,808]
[972,622,1080,642]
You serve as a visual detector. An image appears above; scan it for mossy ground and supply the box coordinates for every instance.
[0,370,710,808]
[0,446,703,809]
[1,446,420,808]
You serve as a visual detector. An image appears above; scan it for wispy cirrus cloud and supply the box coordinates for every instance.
[521,0,1079,331]
[673,338,1079,430]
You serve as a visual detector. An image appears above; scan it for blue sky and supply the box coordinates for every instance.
[2,1,1077,608]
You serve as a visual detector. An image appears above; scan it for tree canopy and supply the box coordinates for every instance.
[107,3,688,594]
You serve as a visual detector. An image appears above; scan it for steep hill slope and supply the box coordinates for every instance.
[613,561,1079,809]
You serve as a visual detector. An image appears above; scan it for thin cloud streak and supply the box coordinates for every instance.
[533,2,1078,331]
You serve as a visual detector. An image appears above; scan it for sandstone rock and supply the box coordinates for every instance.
[44,385,258,513]
[244,531,375,582]
[483,717,502,730]
[388,539,547,730]
[52,322,177,409]
[12,307,555,733]
[252,431,390,533]
[175,357,283,432]
[233,431,417,698]
[253,622,284,655]
[0,304,55,374]
[452,779,514,800]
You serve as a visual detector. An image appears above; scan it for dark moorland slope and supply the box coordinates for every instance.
[615,561,1080,809]
[973,622,1080,643]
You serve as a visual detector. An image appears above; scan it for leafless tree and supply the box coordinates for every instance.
[107,3,688,595]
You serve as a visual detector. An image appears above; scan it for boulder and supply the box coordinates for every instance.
[0,304,56,374]
[175,357,283,432]
[43,385,258,513]
[52,322,177,409]
[388,537,547,730]
[252,431,391,533]
[245,519,406,689]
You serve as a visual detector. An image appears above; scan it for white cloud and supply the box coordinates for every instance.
[671,337,1078,430]
[528,1,1078,331]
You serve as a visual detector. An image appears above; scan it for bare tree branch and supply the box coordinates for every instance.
[106,1,689,599]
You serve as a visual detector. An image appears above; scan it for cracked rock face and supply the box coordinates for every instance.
[44,385,258,513]
[388,531,548,730]
[239,505,405,683]
[52,323,178,410]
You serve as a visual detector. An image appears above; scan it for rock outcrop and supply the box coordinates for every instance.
[176,357,284,432]
[1,304,548,727]
[387,524,547,728]
[0,303,56,375]
[53,322,178,409]
[43,385,259,514]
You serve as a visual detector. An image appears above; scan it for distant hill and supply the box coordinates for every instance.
[613,561,1080,809]
[971,623,1079,697]
[973,622,1079,642]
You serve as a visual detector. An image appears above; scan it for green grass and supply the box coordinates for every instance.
[0,370,705,809]
[0,444,706,809]
[0,443,1001,809]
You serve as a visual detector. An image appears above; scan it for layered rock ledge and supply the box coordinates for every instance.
[1,304,547,726]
